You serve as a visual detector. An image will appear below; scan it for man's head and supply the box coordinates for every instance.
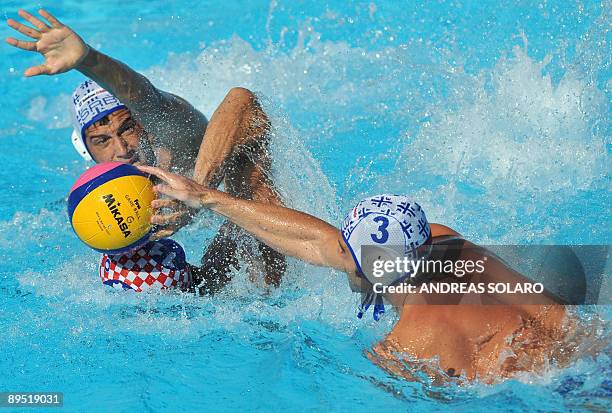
[82,108,146,164]
[71,79,151,164]
[100,239,192,292]
[341,194,431,283]
[340,194,432,319]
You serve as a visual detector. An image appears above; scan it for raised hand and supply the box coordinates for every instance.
[6,9,88,77]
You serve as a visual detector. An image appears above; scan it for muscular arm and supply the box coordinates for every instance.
[192,87,269,188]
[77,47,207,170]
[201,189,355,272]
[139,165,355,272]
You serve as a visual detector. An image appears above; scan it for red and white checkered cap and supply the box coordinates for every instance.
[99,239,192,292]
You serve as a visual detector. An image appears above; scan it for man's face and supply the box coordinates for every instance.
[84,108,152,164]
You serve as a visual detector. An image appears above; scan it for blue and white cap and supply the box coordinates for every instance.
[70,79,126,161]
[341,194,431,320]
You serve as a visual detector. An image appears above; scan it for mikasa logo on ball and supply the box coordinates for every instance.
[102,193,132,238]
[68,162,154,253]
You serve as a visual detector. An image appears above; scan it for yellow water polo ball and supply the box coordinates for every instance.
[68,161,154,253]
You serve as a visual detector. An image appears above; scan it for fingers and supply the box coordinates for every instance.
[149,229,176,241]
[38,9,63,29]
[153,184,204,210]
[18,9,50,32]
[153,183,171,194]
[6,19,41,39]
[153,183,185,201]
[148,208,192,240]
[5,37,37,51]
[24,64,51,77]
[136,165,172,184]
[151,211,186,225]
[151,198,181,209]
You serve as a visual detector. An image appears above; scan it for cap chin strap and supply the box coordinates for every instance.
[357,244,434,321]
[71,130,93,161]
[357,245,407,321]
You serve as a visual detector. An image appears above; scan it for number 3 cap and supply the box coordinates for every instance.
[341,195,431,321]
[341,194,431,287]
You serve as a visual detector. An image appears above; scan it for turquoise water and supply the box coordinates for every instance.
[0,0,610,411]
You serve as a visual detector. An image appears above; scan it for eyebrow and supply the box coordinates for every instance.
[87,117,134,141]
[117,117,135,136]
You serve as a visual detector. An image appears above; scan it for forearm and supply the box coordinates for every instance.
[202,190,349,271]
[193,87,269,187]
[76,46,161,108]
[77,46,207,159]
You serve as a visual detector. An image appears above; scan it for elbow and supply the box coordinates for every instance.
[226,87,256,104]
[226,87,270,142]
[310,229,352,271]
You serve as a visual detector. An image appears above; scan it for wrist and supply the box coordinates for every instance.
[76,44,96,71]
[199,188,218,208]
[200,188,232,212]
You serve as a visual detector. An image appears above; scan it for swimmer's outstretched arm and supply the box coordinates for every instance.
[138,165,357,272]
[5,9,206,159]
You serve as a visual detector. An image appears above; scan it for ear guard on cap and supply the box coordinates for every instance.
[71,130,93,161]
[357,244,419,321]
[360,244,413,287]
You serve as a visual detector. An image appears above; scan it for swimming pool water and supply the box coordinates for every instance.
[0,0,610,412]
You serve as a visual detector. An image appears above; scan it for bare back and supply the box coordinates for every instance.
[380,304,568,381]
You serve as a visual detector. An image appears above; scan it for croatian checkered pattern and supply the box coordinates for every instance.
[340,194,431,270]
[99,241,191,292]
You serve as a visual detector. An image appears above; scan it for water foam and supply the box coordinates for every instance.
[376,41,608,243]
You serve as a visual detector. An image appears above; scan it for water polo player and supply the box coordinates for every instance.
[6,9,286,289]
[135,165,572,382]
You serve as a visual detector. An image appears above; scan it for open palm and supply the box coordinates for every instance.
[6,9,88,77]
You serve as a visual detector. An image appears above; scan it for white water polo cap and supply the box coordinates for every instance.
[70,79,127,161]
[341,194,432,320]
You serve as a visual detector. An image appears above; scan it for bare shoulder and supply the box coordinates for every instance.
[430,223,461,237]
[167,92,208,121]
[224,86,256,101]
[155,92,207,167]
